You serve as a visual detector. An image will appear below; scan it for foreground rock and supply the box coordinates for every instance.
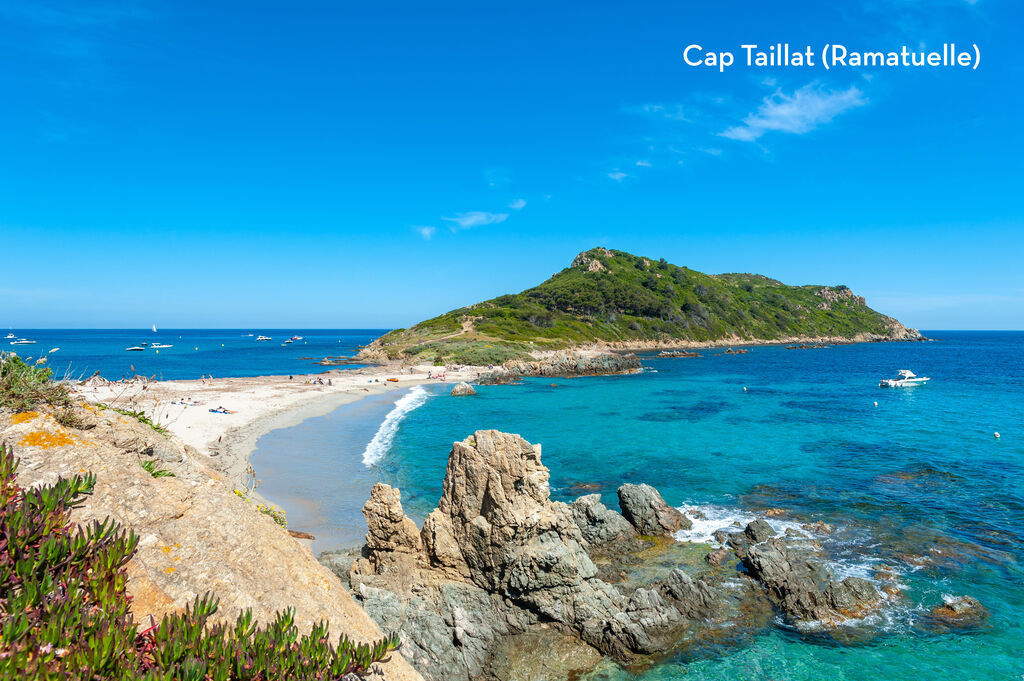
[0,404,422,681]
[342,430,725,680]
[478,350,641,384]
[450,381,477,396]
[925,595,989,630]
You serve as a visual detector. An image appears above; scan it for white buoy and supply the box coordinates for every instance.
[743,386,747,392]
[994,432,1000,438]
[873,401,878,407]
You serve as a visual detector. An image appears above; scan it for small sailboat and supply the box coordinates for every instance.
[152,324,158,333]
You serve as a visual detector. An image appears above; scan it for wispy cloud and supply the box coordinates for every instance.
[442,211,508,230]
[607,171,628,182]
[719,83,867,142]
[626,103,689,122]
[415,225,436,240]
[509,198,526,210]
[635,160,652,167]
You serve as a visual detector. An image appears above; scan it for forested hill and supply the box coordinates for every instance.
[360,248,922,365]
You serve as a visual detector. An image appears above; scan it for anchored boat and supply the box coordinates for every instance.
[879,369,930,388]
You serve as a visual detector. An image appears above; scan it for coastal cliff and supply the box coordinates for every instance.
[359,247,924,366]
[0,401,423,681]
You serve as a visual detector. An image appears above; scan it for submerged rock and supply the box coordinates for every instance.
[926,595,989,630]
[618,483,692,536]
[450,382,476,396]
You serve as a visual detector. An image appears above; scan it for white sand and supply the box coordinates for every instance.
[71,363,483,490]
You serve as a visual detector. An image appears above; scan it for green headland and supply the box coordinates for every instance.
[360,248,922,365]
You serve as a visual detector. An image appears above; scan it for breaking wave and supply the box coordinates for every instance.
[361,386,431,467]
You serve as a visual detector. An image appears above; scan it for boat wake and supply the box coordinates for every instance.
[361,386,431,467]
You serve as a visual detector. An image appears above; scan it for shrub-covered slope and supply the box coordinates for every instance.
[364,248,920,364]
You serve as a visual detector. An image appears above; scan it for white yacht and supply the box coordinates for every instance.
[4,332,15,339]
[879,369,930,388]
[126,346,146,351]
[151,343,173,349]
[256,335,273,341]
[10,339,36,345]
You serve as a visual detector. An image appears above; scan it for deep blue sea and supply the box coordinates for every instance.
[251,331,1024,681]
[2,329,385,380]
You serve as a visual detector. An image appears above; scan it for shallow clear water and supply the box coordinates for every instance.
[257,331,1024,680]
[2,329,384,380]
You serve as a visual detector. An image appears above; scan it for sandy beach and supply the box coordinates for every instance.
[71,363,484,491]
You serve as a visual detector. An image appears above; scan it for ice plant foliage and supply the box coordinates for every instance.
[0,443,399,679]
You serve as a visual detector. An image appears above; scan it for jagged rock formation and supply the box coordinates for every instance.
[343,431,726,680]
[325,430,973,680]
[0,404,423,681]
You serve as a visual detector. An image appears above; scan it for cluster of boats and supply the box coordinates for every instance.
[255,335,304,346]
[126,341,173,352]
[6,332,36,346]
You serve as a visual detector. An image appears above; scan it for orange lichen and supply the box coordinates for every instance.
[18,430,75,448]
[11,411,39,424]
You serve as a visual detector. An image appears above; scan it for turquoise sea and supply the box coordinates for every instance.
[251,331,1023,680]
[1,329,383,380]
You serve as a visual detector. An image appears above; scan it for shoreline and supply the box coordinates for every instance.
[72,363,484,493]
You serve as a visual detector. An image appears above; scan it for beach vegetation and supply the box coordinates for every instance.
[233,488,288,527]
[0,443,398,679]
[139,459,175,478]
[0,352,79,428]
[370,248,901,362]
[97,404,169,436]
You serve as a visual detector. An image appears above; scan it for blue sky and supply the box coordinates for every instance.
[1,1,1021,329]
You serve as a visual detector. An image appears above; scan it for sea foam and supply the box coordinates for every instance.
[361,385,431,466]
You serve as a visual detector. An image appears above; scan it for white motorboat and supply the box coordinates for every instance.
[289,335,303,341]
[4,333,14,339]
[879,369,930,388]
[256,335,273,341]
[10,339,36,345]
[284,339,293,344]
[151,343,173,349]
[126,346,146,351]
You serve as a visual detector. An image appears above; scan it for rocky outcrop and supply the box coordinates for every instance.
[618,483,692,536]
[478,351,641,384]
[344,430,726,679]
[741,534,882,625]
[450,381,477,396]
[571,494,637,546]
[1,404,422,681]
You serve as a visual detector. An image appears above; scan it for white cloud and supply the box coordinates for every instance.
[442,211,508,230]
[607,171,628,182]
[635,160,652,167]
[719,83,867,142]
[509,198,526,210]
[415,225,436,240]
